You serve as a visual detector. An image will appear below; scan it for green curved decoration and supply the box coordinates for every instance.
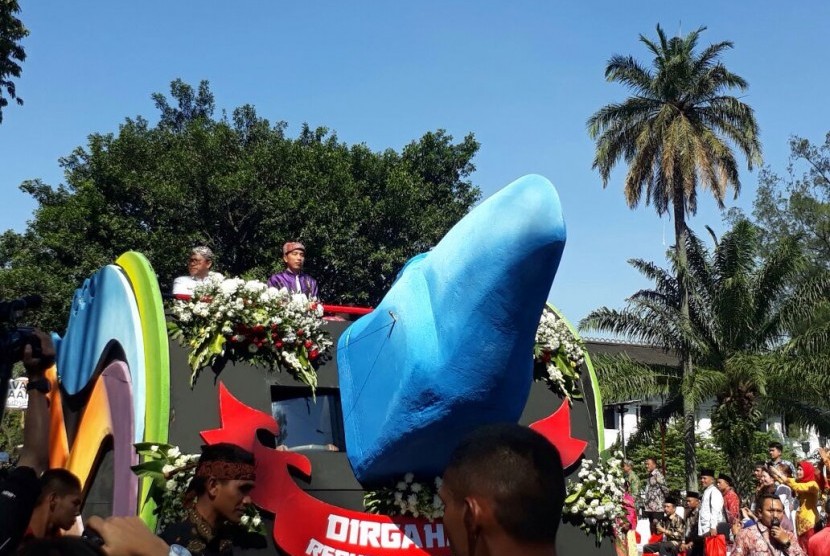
[116,251,170,527]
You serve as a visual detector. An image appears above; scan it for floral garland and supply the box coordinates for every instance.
[562,451,628,545]
[132,443,264,534]
[167,276,332,390]
[364,473,444,520]
[533,305,586,402]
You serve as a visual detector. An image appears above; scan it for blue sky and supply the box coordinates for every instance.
[2,2,829,330]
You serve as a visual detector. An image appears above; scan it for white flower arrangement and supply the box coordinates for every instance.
[167,276,332,390]
[533,306,586,401]
[132,442,265,535]
[562,451,628,544]
[364,473,444,520]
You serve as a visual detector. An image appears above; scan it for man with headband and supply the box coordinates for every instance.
[268,241,319,298]
[159,443,257,556]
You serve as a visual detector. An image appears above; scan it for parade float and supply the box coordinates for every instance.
[32,174,623,554]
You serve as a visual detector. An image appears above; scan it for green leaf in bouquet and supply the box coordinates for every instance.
[564,485,585,505]
[208,333,226,355]
[134,442,174,458]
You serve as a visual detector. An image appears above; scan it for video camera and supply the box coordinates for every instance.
[0,295,43,417]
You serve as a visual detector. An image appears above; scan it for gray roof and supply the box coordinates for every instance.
[584,339,679,367]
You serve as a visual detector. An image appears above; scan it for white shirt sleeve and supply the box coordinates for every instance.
[172,276,194,296]
[699,490,711,534]
[710,488,724,525]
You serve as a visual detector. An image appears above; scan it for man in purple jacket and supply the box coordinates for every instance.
[267,242,319,298]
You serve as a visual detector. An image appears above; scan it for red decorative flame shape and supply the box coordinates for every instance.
[529,400,589,468]
[200,382,279,451]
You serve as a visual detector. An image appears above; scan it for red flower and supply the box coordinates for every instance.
[252,325,265,334]
[296,329,304,337]
[275,341,283,349]
[304,340,313,349]
[309,349,319,360]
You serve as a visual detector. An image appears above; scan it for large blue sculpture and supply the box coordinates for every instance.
[337,174,567,483]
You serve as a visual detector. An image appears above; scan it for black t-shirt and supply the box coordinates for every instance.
[0,466,41,555]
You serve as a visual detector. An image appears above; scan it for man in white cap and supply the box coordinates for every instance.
[267,241,318,298]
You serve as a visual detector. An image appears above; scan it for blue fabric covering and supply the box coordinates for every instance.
[337,174,567,483]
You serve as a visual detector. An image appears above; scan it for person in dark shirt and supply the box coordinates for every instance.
[643,498,686,556]
[159,443,258,556]
[24,469,82,542]
[0,330,55,556]
[681,491,703,556]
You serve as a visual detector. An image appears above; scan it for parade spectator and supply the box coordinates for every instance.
[437,423,564,556]
[755,462,769,504]
[775,464,797,525]
[23,469,82,542]
[644,457,669,534]
[642,498,685,556]
[624,459,641,502]
[817,448,830,492]
[159,443,258,556]
[755,485,796,533]
[718,474,741,531]
[772,462,821,550]
[732,492,804,556]
[0,330,55,556]
[699,468,726,538]
[172,247,223,297]
[267,242,318,298]
[769,442,795,476]
[617,492,639,556]
[681,491,703,556]
[808,498,830,556]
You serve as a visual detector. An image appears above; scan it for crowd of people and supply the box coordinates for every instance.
[622,448,830,556]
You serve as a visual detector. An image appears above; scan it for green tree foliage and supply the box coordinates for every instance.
[0,0,27,123]
[0,79,481,332]
[0,411,23,455]
[582,219,830,497]
[587,24,762,489]
[751,133,830,276]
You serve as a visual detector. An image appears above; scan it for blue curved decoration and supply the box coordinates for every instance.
[337,174,567,483]
[56,265,147,442]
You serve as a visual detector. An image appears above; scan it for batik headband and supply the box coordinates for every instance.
[195,461,256,481]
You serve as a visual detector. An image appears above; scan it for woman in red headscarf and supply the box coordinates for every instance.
[773,461,821,549]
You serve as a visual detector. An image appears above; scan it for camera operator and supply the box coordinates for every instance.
[0,329,55,555]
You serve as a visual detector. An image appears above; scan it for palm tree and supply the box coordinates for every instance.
[587,24,762,488]
[581,220,830,497]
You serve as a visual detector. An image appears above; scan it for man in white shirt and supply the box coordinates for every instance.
[172,246,223,297]
[699,467,726,538]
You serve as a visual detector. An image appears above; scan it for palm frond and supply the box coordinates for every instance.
[593,353,679,403]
